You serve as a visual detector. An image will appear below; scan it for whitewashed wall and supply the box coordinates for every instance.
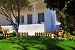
[1,24,45,35]
[44,9,53,32]
[1,26,14,33]
[18,24,45,35]
[0,15,10,25]
[18,9,56,32]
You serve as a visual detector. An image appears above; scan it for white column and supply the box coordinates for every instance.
[33,3,36,24]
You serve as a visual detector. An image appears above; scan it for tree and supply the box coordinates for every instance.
[0,0,30,40]
[44,0,75,34]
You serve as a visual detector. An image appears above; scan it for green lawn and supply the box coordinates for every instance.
[0,36,75,50]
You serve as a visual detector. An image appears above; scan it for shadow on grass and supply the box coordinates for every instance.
[69,46,75,50]
[8,36,64,50]
[38,37,64,50]
[13,45,28,50]
[65,46,75,50]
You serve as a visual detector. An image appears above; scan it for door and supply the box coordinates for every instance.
[27,14,32,24]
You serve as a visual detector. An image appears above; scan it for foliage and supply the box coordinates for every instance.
[64,33,68,38]
[44,0,65,11]
[64,32,70,38]
[44,0,75,34]
[10,31,16,37]
[57,11,75,34]
[53,34,57,38]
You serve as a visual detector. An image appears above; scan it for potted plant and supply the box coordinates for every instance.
[4,30,7,34]
[3,29,9,34]
[58,32,63,37]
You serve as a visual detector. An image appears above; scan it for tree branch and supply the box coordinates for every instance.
[11,10,18,21]
[0,12,5,15]
[0,7,14,24]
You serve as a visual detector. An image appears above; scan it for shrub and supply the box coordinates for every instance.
[67,32,70,37]
[53,34,57,38]
[64,34,68,38]
[64,32,71,38]
[12,31,16,36]
[10,31,16,37]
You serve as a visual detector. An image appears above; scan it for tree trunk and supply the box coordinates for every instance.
[13,2,21,40]
[16,26,20,40]
[13,3,21,40]
[17,4,20,40]
[13,24,20,40]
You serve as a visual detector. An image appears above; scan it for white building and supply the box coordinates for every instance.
[0,0,61,35]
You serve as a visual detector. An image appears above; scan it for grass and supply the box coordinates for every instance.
[0,36,75,50]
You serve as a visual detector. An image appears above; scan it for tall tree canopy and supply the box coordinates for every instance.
[0,0,30,40]
[44,0,75,34]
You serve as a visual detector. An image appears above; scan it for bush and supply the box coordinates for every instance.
[10,31,16,37]
[64,34,68,38]
[53,34,57,38]
[12,31,16,36]
[64,32,71,38]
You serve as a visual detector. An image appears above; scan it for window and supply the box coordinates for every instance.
[38,13,44,23]
[15,15,24,24]
[21,15,24,24]
[27,14,32,24]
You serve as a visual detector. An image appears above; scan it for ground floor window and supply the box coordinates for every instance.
[21,15,24,24]
[38,13,44,23]
[15,15,24,24]
[27,14,32,24]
